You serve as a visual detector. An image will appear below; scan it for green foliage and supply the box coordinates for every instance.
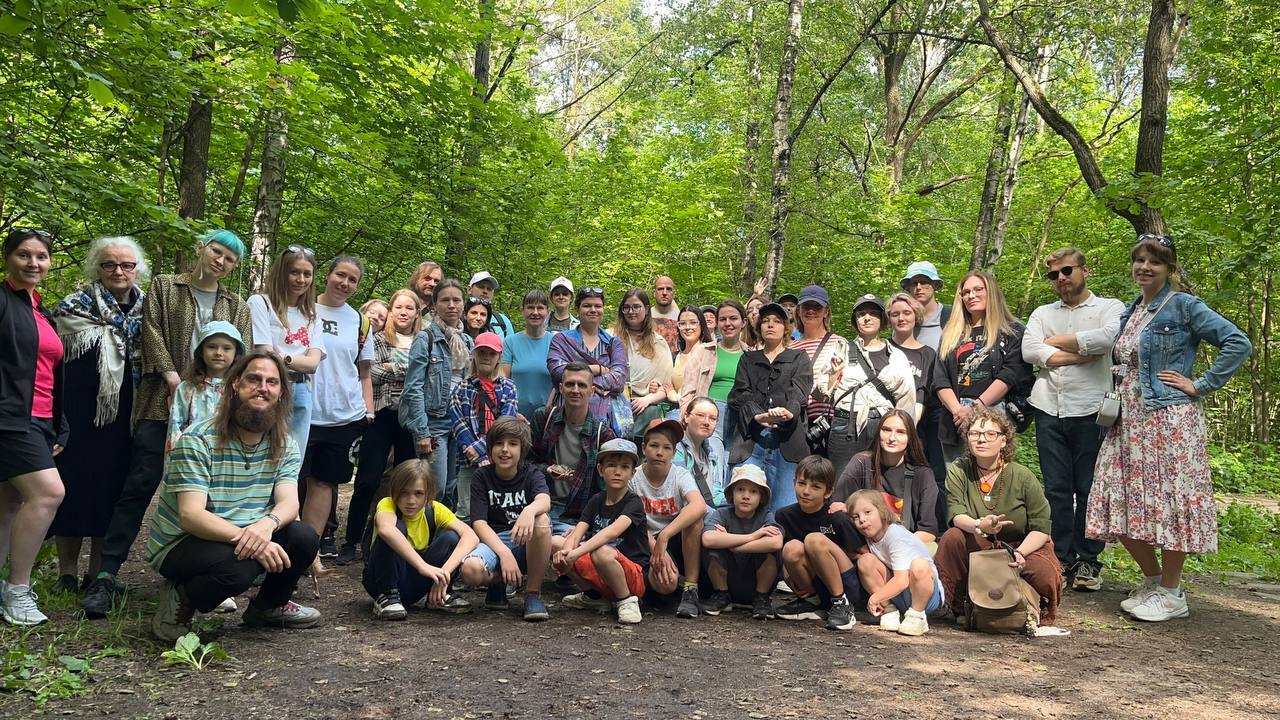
[0,636,124,705]
[1210,445,1280,495]
[161,632,232,671]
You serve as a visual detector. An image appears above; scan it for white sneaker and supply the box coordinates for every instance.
[898,608,929,636]
[878,610,900,632]
[1120,580,1160,613]
[213,597,238,613]
[1,582,48,626]
[1129,586,1189,622]
[615,595,642,624]
[563,592,610,611]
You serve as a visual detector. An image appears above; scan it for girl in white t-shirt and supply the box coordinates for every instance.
[248,245,325,454]
[849,489,943,636]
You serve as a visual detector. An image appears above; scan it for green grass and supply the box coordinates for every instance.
[1100,502,1280,583]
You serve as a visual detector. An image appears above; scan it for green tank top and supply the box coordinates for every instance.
[708,345,743,401]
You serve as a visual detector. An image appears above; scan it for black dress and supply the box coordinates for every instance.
[49,343,134,538]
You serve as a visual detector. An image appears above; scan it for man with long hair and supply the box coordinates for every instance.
[145,350,322,641]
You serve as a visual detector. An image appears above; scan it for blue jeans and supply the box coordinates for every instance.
[289,381,313,472]
[362,525,461,605]
[423,435,453,509]
[1035,410,1106,568]
[465,530,530,575]
[738,430,797,512]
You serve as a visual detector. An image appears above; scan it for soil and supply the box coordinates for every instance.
[5,557,1279,720]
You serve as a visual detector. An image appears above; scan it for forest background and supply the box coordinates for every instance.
[1,0,1276,550]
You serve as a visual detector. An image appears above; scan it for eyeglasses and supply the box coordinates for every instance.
[959,286,987,297]
[99,261,138,273]
[7,227,53,243]
[1044,265,1078,281]
[285,244,315,257]
[966,430,1003,442]
[620,304,645,313]
[1136,233,1174,249]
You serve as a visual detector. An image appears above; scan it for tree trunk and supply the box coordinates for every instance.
[971,79,1015,272]
[1261,269,1272,445]
[248,39,296,292]
[763,0,804,296]
[738,4,763,296]
[976,0,1177,236]
[444,0,493,274]
[878,3,909,190]
[224,113,260,229]
[987,79,1036,267]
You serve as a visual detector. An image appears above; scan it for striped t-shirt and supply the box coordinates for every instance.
[146,417,301,570]
[789,333,849,419]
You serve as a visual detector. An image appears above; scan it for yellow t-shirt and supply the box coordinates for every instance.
[373,497,458,551]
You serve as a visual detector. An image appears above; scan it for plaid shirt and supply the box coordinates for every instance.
[529,404,616,522]
[369,333,409,411]
[448,375,518,465]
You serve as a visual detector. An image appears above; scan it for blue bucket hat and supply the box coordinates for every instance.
[194,320,246,359]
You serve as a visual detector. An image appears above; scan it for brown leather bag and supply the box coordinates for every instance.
[965,543,1041,635]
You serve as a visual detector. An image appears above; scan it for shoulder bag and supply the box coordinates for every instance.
[964,541,1040,636]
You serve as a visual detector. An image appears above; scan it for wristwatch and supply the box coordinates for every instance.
[284,354,293,366]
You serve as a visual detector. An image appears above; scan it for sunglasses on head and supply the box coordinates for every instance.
[578,287,605,300]
[284,244,315,257]
[1136,233,1174,249]
[1044,265,1079,281]
[7,226,53,243]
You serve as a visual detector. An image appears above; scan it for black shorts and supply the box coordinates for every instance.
[708,548,780,604]
[301,421,365,484]
[0,417,57,481]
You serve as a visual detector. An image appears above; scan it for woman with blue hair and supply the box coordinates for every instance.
[81,228,254,619]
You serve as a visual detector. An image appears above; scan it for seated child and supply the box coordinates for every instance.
[774,455,866,631]
[552,439,650,624]
[363,459,479,620]
[849,489,943,636]
[459,417,554,622]
[628,418,708,619]
[701,464,784,620]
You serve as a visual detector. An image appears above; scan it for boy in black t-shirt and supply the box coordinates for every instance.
[702,464,784,620]
[774,455,865,631]
[459,417,554,622]
[553,439,649,624]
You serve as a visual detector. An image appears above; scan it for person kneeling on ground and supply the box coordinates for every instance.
[146,351,322,641]
[850,489,943,636]
[629,418,708,618]
[774,455,866,631]
[458,416,554,621]
[553,439,650,624]
[364,459,480,620]
[701,464,784,620]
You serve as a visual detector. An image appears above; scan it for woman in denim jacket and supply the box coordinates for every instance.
[1087,235,1251,623]
[400,279,473,508]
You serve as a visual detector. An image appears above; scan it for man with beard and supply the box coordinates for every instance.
[410,261,443,317]
[1022,247,1123,593]
[146,351,322,641]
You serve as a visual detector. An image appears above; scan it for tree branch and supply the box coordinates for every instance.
[915,174,974,195]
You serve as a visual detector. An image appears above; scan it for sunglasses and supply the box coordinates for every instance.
[7,226,53,242]
[1044,265,1079,281]
[284,244,315,257]
[578,287,605,300]
[1136,233,1174,249]
[467,296,492,307]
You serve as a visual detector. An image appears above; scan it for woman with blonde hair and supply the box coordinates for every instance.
[933,271,1032,461]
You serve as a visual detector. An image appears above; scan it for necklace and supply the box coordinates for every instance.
[236,432,267,470]
[975,463,1000,505]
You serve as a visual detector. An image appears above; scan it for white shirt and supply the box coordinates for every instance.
[311,302,375,426]
[248,294,326,363]
[1022,291,1124,418]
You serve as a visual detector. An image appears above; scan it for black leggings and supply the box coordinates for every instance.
[157,522,318,613]
[345,408,416,547]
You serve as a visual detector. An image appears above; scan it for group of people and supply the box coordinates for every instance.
[0,226,1250,639]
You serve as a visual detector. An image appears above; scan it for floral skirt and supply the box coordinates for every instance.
[1085,373,1217,554]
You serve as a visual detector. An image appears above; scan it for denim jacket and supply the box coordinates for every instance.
[1118,284,1251,410]
[399,323,454,441]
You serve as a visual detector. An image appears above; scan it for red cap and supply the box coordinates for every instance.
[474,332,503,353]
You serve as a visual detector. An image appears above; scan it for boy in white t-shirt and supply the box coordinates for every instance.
[849,489,944,636]
[629,418,707,618]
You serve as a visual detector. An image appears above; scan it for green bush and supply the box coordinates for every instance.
[1210,444,1280,495]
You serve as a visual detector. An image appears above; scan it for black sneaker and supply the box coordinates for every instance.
[825,596,856,630]
[752,593,775,620]
[334,543,358,567]
[775,596,822,621]
[485,582,509,610]
[675,587,702,618]
[318,534,338,559]
[53,574,80,594]
[703,591,731,616]
[81,575,126,619]
[1072,561,1102,592]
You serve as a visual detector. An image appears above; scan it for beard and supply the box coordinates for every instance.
[234,402,274,433]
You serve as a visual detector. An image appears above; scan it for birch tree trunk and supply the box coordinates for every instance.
[763,0,804,296]
[738,3,763,296]
[248,39,296,292]
[971,79,1014,271]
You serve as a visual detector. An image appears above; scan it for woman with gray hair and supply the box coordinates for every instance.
[49,236,149,594]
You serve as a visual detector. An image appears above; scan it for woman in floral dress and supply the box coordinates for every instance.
[1087,235,1251,623]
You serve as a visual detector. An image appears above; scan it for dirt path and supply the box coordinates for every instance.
[5,559,1279,720]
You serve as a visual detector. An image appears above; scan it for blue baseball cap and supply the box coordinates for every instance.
[901,261,942,286]
[797,284,830,308]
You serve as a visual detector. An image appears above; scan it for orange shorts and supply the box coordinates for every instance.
[572,549,647,601]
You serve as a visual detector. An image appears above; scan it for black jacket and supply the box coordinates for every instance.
[0,280,66,440]
[728,347,813,463]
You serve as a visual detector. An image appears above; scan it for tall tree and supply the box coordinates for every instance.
[248,39,296,290]
[763,0,804,295]
[738,3,763,296]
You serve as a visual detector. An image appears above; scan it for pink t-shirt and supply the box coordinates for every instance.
[32,300,62,418]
